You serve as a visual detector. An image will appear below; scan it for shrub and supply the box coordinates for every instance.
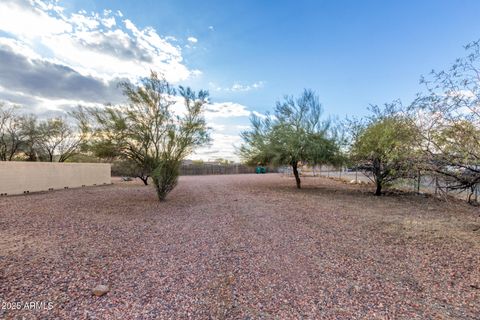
[152,159,181,201]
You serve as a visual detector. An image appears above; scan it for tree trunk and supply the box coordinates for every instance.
[468,185,476,204]
[375,180,382,196]
[138,175,149,185]
[291,162,301,189]
[373,158,382,196]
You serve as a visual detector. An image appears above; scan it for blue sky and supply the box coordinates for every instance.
[1,0,480,160]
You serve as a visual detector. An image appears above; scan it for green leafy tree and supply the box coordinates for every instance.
[349,104,419,195]
[86,72,210,200]
[240,89,341,189]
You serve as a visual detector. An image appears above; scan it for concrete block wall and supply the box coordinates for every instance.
[0,162,111,195]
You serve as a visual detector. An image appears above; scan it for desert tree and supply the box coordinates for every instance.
[410,39,480,203]
[151,86,211,200]
[86,71,210,200]
[84,73,177,185]
[34,116,88,162]
[18,114,40,161]
[349,103,419,196]
[240,89,341,189]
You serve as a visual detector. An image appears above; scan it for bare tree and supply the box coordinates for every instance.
[0,104,24,161]
[35,117,87,162]
[410,40,480,203]
[18,114,40,161]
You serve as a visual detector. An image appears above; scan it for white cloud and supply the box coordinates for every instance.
[191,133,243,161]
[101,16,116,28]
[0,0,195,83]
[235,124,251,130]
[70,12,100,30]
[209,123,226,131]
[209,81,265,92]
[0,1,71,37]
[191,69,203,77]
[187,36,198,43]
[205,102,251,119]
[252,111,267,119]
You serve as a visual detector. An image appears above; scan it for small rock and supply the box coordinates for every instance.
[349,180,357,184]
[92,284,109,296]
[347,285,361,295]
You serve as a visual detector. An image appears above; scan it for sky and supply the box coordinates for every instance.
[1,0,480,161]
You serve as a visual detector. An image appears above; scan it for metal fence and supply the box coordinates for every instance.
[281,165,479,202]
[179,164,258,176]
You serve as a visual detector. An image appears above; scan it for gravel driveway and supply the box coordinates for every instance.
[1,174,479,319]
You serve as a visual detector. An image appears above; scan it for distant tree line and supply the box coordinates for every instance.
[0,105,88,162]
[0,71,211,201]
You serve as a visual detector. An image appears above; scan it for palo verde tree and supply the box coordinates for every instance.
[240,89,341,189]
[349,103,419,196]
[86,71,210,200]
[410,39,480,203]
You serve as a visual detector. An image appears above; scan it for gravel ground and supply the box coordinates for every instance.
[0,174,479,319]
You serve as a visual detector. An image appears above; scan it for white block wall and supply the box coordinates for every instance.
[0,162,111,195]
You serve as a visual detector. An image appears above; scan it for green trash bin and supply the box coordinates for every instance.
[256,166,266,174]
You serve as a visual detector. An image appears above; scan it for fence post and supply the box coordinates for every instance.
[416,172,421,194]
[355,167,358,183]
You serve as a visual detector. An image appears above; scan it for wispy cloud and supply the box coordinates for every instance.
[205,102,252,119]
[251,111,268,119]
[209,81,265,92]
[187,36,198,43]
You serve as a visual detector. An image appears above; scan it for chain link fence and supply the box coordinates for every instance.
[280,165,479,202]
